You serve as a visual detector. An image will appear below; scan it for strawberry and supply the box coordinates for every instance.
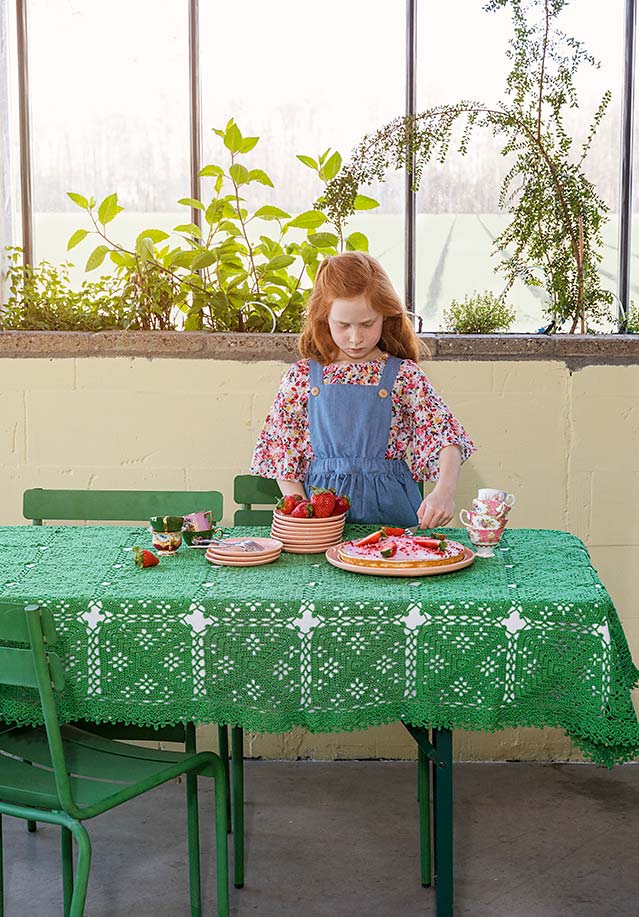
[310,487,337,518]
[354,529,383,547]
[134,546,159,568]
[380,540,397,558]
[413,537,445,550]
[382,526,405,537]
[332,494,351,516]
[276,494,303,515]
[290,500,314,518]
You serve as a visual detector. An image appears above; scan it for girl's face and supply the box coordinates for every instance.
[327,294,384,362]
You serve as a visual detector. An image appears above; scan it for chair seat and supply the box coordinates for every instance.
[0,724,206,814]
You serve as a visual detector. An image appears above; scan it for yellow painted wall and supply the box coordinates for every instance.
[1,356,637,761]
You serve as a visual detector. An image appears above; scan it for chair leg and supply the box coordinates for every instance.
[67,821,91,917]
[433,727,453,917]
[231,726,244,889]
[417,744,431,887]
[61,826,74,917]
[217,725,231,833]
[213,764,230,917]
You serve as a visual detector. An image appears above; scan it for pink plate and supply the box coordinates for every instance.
[283,543,340,554]
[205,551,281,567]
[205,536,282,559]
[207,547,281,562]
[324,544,476,577]
[272,529,343,544]
[273,511,345,526]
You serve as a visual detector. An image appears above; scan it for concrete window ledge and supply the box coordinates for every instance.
[0,331,638,370]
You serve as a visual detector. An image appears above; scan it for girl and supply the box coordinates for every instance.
[250,252,475,529]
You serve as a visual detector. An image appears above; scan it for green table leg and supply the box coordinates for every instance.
[184,723,202,915]
[433,727,453,917]
[417,744,431,887]
[217,725,232,833]
[231,726,244,888]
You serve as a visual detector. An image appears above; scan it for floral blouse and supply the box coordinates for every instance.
[250,357,476,483]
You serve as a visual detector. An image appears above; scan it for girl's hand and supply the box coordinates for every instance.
[417,486,456,530]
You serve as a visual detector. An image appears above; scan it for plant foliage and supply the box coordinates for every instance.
[65,120,377,332]
[323,0,613,333]
[442,290,516,333]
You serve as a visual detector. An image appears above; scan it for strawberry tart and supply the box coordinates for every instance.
[337,531,466,570]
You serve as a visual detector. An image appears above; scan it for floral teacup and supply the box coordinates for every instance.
[459,509,505,531]
[151,530,182,554]
[149,515,184,533]
[477,488,516,507]
[472,498,509,518]
[466,525,504,557]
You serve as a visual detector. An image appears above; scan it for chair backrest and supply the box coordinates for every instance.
[233,475,281,525]
[0,602,72,810]
[23,488,224,526]
[0,602,63,692]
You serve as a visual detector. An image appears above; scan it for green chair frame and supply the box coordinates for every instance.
[233,475,281,526]
[22,487,246,888]
[23,488,224,528]
[0,602,229,916]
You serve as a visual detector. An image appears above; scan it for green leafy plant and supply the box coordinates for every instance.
[626,302,639,333]
[67,120,378,332]
[323,0,613,334]
[441,290,516,333]
[0,247,126,331]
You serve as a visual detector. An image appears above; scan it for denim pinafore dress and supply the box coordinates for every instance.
[305,356,423,527]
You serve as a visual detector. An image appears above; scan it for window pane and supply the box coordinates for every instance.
[200,0,406,297]
[0,0,21,265]
[417,2,622,332]
[28,0,189,282]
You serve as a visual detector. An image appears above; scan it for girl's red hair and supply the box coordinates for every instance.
[298,252,429,364]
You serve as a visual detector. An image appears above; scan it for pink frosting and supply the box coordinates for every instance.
[341,536,465,562]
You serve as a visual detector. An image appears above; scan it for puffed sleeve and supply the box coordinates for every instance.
[397,361,477,482]
[249,361,313,482]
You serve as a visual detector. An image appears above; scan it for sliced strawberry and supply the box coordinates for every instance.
[354,529,383,547]
[134,546,159,568]
[382,526,405,537]
[413,537,445,549]
[380,540,397,558]
[290,500,314,518]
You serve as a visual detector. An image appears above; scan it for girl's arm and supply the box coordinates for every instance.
[277,479,307,499]
[417,444,462,529]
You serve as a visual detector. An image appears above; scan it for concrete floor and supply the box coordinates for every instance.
[2,760,638,916]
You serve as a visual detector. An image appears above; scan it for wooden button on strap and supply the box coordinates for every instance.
[311,386,320,396]
[378,388,389,399]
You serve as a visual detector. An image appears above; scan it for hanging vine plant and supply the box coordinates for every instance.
[322,0,614,333]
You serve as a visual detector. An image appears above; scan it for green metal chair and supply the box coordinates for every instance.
[233,475,281,525]
[21,487,245,888]
[22,488,223,528]
[0,602,229,916]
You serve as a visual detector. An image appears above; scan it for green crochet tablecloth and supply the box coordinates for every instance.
[1,525,638,766]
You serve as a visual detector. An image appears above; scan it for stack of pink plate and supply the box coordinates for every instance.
[271,510,346,554]
[205,536,283,567]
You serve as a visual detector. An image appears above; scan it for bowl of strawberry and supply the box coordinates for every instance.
[271,488,349,553]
